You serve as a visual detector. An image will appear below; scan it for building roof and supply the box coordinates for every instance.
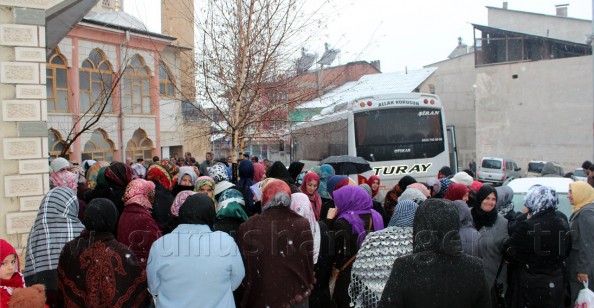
[295,67,437,109]
[472,23,590,47]
[83,11,176,41]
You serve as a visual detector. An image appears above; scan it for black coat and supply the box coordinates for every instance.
[150,181,175,234]
[504,208,570,308]
[309,221,335,308]
[214,216,243,241]
[319,197,335,221]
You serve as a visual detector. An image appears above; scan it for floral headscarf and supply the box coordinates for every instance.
[171,190,196,217]
[300,172,322,220]
[290,192,321,263]
[146,163,173,190]
[50,169,78,191]
[195,176,215,199]
[159,159,179,179]
[85,161,109,189]
[208,163,229,184]
[261,179,292,210]
[123,179,156,210]
[217,189,248,221]
[524,185,558,215]
[311,164,335,199]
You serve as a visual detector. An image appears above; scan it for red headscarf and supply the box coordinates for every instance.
[366,175,381,197]
[444,183,470,201]
[261,179,292,210]
[300,172,322,220]
[146,164,173,191]
[123,179,156,210]
[1,239,25,308]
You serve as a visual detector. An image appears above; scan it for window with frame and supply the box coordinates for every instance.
[47,49,69,113]
[125,129,154,161]
[79,49,114,114]
[82,129,115,162]
[159,61,175,97]
[48,129,69,159]
[122,55,152,114]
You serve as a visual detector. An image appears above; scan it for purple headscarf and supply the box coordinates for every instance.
[333,186,384,246]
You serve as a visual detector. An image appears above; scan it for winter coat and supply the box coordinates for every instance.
[150,181,175,234]
[147,224,244,308]
[309,221,335,308]
[319,197,335,221]
[454,200,481,257]
[567,203,594,302]
[237,206,315,308]
[213,216,243,241]
[117,203,161,269]
[378,199,491,308]
[504,208,569,308]
[477,214,509,290]
[372,200,390,228]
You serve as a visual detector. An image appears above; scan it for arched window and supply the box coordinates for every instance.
[82,129,115,162]
[46,49,69,112]
[122,55,152,114]
[126,129,154,161]
[80,49,114,114]
[159,61,175,97]
[48,129,69,159]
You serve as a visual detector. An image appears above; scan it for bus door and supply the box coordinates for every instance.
[446,125,458,172]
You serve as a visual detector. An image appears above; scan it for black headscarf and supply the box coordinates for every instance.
[288,161,305,182]
[397,175,417,191]
[82,198,119,234]
[470,185,498,231]
[413,198,462,255]
[266,161,294,184]
[178,193,216,229]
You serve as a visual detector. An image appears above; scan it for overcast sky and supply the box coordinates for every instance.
[124,0,592,73]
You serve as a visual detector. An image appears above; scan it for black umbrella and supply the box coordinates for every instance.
[320,155,372,175]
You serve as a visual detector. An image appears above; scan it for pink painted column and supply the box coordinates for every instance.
[152,52,161,156]
[70,37,82,163]
[114,44,123,162]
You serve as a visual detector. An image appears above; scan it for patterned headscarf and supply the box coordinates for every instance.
[195,176,215,197]
[524,185,558,215]
[123,179,156,210]
[85,161,109,189]
[399,187,427,205]
[171,190,196,217]
[130,163,146,179]
[217,189,248,221]
[290,192,321,263]
[208,163,229,184]
[159,159,179,179]
[438,178,452,196]
[50,169,78,191]
[300,172,322,220]
[311,164,335,199]
[104,162,133,188]
[388,200,419,227]
[261,179,292,210]
[146,164,173,190]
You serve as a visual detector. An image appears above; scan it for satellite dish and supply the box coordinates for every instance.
[317,43,340,66]
[295,47,318,74]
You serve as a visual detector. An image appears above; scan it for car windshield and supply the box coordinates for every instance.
[512,193,572,219]
[574,169,587,177]
[482,159,501,169]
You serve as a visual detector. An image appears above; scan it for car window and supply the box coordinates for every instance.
[482,159,501,169]
[575,169,587,177]
[512,193,572,218]
[528,162,544,173]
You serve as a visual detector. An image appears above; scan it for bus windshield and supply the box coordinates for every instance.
[354,107,445,161]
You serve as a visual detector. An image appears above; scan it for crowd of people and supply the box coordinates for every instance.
[1,155,593,308]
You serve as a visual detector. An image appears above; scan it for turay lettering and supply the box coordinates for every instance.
[372,163,432,176]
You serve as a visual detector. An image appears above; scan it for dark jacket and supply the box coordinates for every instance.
[568,203,594,303]
[117,203,161,269]
[372,200,390,227]
[320,197,335,221]
[504,208,570,308]
[309,221,335,308]
[150,181,175,234]
[237,160,255,213]
[214,216,243,241]
[454,200,481,257]
[379,199,491,308]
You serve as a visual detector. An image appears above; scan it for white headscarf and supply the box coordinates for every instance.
[290,193,321,264]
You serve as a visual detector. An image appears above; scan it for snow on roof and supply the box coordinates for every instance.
[211,133,227,142]
[85,11,149,32]
[295,67,437,110]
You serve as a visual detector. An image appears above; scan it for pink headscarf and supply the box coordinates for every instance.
[171,190,196,217]
[300,172,322,220]
[123,179,156,210]
[407,182,431,198]
[50,169,78,191]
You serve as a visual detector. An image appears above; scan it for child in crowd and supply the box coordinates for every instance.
[1,239,24,308]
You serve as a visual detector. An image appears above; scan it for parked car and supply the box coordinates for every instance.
[573,168,588,181]
[526,160,546,177]
[506,177,574,218]
[477,157,522,185]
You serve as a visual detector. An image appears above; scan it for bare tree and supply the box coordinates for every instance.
[194,0,330,158]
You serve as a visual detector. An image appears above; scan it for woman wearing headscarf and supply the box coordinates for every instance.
[288,161,305,182]
[104,162,133,214]
[360,184,390,227]
[495,185,519,223]
[266,161,300,193]
[117,179,161,269]
[379,199,491,308]
[24,187,84,307]
[290,193,332,308]
[567,181,594,303]
[214,189,248,240]
[57,199,149,307]
[453,200,481,257]
[471,185,509,301]
[444,182,470,202]
[130,162,146,179]
[148,193,245,307]
[146,163,175,234]
[366,175,385,204]
[398,186,427,206]
[301,172,323,220]
[49,158,87,220]
[195,176,216,200]
[82,166,116,204]
[171,167,197,197]
[236,160,256,214]
[350,197,415,308]
[311,165,336,219]
[237,179,315,308]
[383,175,417,218]
[328,186,384,308]
[85,161,109,189]
[504,185,569,308]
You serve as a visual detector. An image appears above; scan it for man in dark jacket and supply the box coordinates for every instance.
[379,199,491,308]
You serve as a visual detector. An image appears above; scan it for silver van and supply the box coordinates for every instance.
[477,157,522,185]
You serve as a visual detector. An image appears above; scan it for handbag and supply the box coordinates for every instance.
[491,257,506,308]
[329,217,373,297]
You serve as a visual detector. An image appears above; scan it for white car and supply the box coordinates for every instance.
[505,177,575,218]
[573,168,588,182]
